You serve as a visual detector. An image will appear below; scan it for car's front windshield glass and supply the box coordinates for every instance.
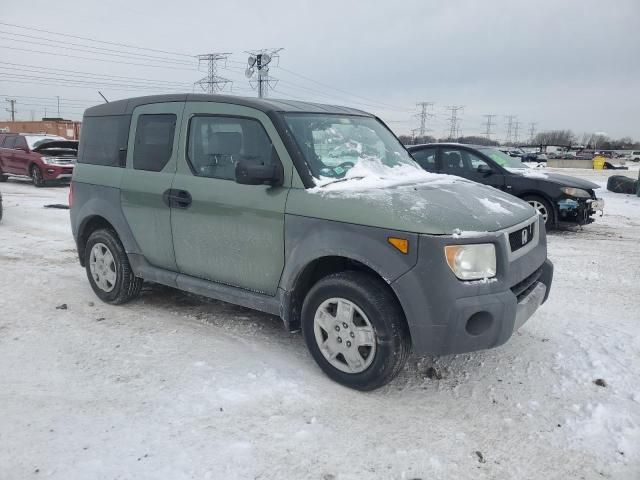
[26,136,65,149]
[282,113,420,185]
[481,148,526,169]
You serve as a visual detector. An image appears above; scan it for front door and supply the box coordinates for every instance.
[170,102,290,296]
[440,147,506,190]
[13,136,31,176]
[120,102,184,271]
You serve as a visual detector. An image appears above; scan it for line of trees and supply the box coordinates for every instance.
[398,131,640,149]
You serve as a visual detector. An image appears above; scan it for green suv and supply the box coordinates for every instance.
[70,94,553,390]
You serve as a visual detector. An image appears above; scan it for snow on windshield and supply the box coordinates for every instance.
[309,157,458,192]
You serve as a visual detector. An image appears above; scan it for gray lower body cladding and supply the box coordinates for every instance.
[392,215,552,356]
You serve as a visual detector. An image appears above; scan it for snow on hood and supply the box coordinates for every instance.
[309,158,459,193]
[508,168,600,189]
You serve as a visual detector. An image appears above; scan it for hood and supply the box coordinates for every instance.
[509,168,599,189]
[33,141,79,153]
[287,176,535,235]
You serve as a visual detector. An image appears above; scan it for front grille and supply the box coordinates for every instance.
[511,266,543,302]
[508,221,536,253]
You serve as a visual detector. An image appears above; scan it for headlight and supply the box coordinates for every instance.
[444,244,496,280]
[561,187,591,198]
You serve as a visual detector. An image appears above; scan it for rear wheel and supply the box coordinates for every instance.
[301,271,411,390]
[85,228,142,304]
[522,195,554,228]
[30,165,45,187]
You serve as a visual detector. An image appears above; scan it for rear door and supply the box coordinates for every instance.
[440,147,506,190]
[409,146,439,173]
[120,102,184,271]
[0,136,17,173]
[170,102,290,295]
[13,136,30,175]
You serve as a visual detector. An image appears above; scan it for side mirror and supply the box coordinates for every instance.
[477,164,493,175]
[235,159,283,186]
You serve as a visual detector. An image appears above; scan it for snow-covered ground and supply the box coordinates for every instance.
[1,171,639,480]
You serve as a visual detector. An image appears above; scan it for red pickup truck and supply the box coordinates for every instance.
[0,133,78,187]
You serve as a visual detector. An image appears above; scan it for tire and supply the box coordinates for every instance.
[84,228,143,304]
[522,194,555,228]
[301,271,411,391]
[30,164,45,187]
[607,175,637,194]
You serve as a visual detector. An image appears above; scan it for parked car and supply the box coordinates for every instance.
[70,94,553,390]
[521,151,548,162]
[629,151,640,162]
[407,143,604,228]
[0,133,78,187]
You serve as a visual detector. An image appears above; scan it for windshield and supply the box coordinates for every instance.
[480,147,527,169]
[282,114,419,184]
[25,135,66,149]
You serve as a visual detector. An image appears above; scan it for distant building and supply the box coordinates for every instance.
[0,118,81,140]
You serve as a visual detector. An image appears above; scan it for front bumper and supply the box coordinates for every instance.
[42,164,74,180]
[391,215,553,356]
[557,196,604,225]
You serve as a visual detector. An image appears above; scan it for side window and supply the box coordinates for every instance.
[187,116,274,180]
[14,136,28,150]
[411,147,437,172]
[3,136,16,149]
[441,149,465,174]
[133,114,176,172]
[442,149,490,174]
[78,115,131,167]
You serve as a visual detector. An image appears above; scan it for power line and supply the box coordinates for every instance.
[514,121,522,144]
[482,114,497,139]
[0,21,194,58]
[0,45,199,71]
[194,53,233,94]
[0,30,196,66]
[529,122,538,143]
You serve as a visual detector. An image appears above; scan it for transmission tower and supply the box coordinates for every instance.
[513,121,522,144]
[444,105,464,140]
[482,114,497,139]
[414,102,434,137]
[528,122,538,144]
[245,48,283,98]
[5,98,17,122]
[194,53,233,94]
[504,115,517,144]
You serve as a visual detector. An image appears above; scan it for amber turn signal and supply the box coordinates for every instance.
[388,237,409,254]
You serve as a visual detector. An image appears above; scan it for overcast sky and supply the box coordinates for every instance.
[2,0,639,140]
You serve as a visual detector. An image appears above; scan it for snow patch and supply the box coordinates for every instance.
[478,197,513,215]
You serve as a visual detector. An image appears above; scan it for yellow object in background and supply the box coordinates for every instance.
[592,156,605,170]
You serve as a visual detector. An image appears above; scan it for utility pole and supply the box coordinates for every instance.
[528,122,537,144]
[246,49,282,98]
[504,115,517,144]
[482,114,497,139]
[513,121,522,144]
[194,53,233,94]
[5,98,16,122]
[414,102,434,137]
[30,109,35,121]
[444,105,464,140]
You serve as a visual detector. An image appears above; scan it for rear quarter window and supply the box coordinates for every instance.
[78,115,131,167]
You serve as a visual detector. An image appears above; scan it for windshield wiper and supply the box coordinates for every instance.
[318,176,364,187]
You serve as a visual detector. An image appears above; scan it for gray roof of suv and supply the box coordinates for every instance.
[84,94,372,117]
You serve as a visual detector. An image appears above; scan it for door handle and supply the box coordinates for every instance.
[162,189,192,209]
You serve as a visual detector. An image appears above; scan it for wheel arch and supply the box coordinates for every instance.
[517,190,557,222]
[76,215,118,266]
[282,255,409,338]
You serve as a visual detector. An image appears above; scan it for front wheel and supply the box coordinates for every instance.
[301,271,411,390]
[84,228,143,304]
[522,195,554,229]
[30,165,45,187]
